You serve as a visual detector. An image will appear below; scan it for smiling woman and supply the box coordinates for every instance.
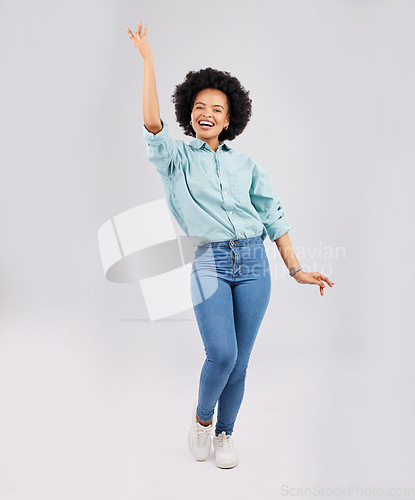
[126,19,334,471]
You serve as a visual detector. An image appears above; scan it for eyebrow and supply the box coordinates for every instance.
[194,101,224,109]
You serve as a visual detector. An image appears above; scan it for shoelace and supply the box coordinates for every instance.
[216,432,233,452]
[196,422,212,447]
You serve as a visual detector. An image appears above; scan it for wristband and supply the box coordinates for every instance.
[289,265,302,277]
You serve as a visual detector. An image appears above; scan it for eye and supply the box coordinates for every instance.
[196,106,203,109]
[214,109,221,112]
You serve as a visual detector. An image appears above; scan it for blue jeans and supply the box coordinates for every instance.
[190,236,271,435]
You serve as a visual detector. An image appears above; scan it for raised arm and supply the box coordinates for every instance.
[126,21,162,134]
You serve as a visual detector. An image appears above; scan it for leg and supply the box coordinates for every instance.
[190,267,238,424]
[215,251,271,435]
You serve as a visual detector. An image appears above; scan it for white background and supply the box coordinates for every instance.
[1,0,414,498]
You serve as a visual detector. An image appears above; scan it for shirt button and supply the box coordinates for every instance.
[238,233,242,235]
[229,211,233,214]
[224,191,227,195]
[220,172,223,175]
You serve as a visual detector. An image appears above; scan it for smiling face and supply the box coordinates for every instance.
[190,88,230,143]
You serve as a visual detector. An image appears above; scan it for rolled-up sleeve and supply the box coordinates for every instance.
[142,119,182,178]
[249,162,292,241]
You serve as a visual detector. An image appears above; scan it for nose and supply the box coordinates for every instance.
[203,112,212,117]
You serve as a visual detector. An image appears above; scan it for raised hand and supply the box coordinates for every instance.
[126,21,153,60]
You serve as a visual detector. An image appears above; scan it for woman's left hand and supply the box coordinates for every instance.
[293,270,335,296]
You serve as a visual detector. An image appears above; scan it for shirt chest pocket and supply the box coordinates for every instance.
[198,157,218,178]
[235,169,253,203]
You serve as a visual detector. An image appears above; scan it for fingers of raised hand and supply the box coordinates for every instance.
[135,21,147,39]
[136,21,141,37]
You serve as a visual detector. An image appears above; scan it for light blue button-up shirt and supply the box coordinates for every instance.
[142,119,292,247]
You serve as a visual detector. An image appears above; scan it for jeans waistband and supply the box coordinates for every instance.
[197,236,263,249]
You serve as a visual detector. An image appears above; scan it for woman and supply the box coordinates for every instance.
[127,21,335,469]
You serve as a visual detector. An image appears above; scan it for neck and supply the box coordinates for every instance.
[197,135,219,152]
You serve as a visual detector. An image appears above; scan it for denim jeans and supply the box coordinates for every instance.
[190,236,271,435]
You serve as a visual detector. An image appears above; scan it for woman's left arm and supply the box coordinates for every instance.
[275,232,335,296]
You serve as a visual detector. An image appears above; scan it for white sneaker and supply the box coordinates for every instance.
[213,431,239,468]
[188,401,212,461]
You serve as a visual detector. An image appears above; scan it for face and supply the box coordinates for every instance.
[190,88,230,140]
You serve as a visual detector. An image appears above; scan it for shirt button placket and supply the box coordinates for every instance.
[216,152,236,228]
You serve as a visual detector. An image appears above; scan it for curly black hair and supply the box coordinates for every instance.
[171,67,252,142]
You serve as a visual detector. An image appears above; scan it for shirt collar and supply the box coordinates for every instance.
[189,138,232,152]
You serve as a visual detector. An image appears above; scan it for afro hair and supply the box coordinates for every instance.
[171,67,252,142]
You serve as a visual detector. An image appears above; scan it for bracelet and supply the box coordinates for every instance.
[289,265,302,277]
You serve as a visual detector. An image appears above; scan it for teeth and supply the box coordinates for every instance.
[200,121,213,126]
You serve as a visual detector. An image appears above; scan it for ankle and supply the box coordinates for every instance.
[196,415,212,427]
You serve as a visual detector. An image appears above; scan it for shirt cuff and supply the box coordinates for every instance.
[265,218,293,241]
[142,119,167,145]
